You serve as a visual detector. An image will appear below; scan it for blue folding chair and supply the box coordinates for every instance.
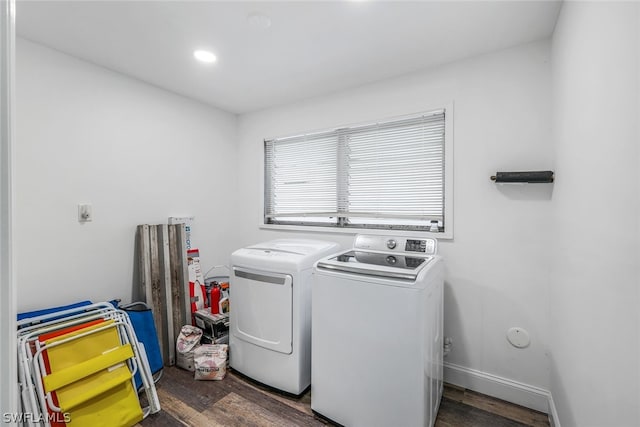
[116,301,164,390]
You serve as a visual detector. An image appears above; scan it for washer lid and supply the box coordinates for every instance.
[316,250,434,281]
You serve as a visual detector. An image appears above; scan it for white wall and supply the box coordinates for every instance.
[236,41,554,398]
[550,2,640,426]
[15,38,238,311]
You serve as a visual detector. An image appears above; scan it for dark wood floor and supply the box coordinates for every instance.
[138,366,549,427]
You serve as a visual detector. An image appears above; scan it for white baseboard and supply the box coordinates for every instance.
[443,361,560,427]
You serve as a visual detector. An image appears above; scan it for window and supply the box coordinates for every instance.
[264,108,452,234]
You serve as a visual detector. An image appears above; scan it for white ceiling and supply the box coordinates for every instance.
[16,1,562,114]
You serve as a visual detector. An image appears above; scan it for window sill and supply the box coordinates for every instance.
[259,223,452,240]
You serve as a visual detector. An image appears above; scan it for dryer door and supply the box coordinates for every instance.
[231,267,293,354]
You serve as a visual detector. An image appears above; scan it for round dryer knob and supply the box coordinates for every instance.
[386,239,397,249]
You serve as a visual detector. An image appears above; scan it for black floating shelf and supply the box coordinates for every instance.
[490,171,554,183]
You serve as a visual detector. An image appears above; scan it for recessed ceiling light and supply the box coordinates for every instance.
[247,12,272,29]
[193,50,217,64]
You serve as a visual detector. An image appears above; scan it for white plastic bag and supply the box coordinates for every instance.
[194,344,228,381]
[176,325,202,372]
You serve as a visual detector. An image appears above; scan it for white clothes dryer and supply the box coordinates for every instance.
[229,239,340,395]
[312,235,444,427]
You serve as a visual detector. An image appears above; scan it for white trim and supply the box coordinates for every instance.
[0,0,17,421]
[442,101,454,240]
[547,392,561,427]
[259,223,450,239]
[443,362,550,413]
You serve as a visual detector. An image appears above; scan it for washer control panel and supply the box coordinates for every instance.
[405,239,429,253]
[354,235,437,255]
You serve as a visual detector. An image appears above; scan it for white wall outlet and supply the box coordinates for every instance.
[78,204,92,222]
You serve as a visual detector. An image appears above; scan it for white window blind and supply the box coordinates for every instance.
[264,109,447,231]
[264,131,338,224]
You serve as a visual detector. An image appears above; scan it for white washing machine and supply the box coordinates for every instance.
[312,235,444,427]
[229,238,340,395]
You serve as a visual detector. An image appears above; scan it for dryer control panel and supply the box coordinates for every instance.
[354,235,437,255]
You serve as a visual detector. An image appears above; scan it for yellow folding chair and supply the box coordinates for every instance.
[38,320,144,427]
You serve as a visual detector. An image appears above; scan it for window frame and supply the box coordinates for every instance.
[261,103,454,239]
